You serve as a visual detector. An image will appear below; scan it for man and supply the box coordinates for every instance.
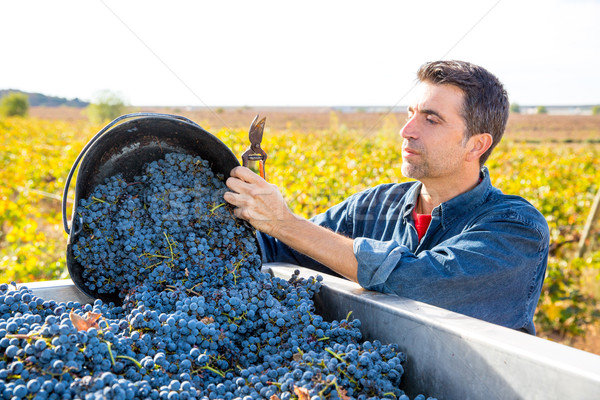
[224,60,549,335]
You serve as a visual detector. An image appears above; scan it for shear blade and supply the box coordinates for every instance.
[249,115,266,144]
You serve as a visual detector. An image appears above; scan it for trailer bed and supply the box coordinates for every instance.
[22,262,600,399]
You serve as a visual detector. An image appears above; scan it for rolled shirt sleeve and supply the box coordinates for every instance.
[354,238,410,291]
[354,210,549,334]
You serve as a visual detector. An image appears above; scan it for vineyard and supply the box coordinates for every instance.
[1,109,599,354]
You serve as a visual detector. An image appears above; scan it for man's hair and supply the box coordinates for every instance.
[417,60,509,166]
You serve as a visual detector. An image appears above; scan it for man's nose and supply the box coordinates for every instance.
[400,115,418,139]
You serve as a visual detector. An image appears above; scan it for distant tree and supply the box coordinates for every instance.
[592,105,600,115]
[86,90,127,123]
[510,102,521,113]
[536,105,547,114]
[0,92,29,117]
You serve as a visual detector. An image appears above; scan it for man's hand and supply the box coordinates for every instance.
[225,166,359,282]
[224,166,294,236]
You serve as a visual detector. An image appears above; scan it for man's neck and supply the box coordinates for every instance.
[417,169,481,215]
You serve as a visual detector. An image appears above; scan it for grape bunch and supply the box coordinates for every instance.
[0,153,437,400]
[72,153,261,298]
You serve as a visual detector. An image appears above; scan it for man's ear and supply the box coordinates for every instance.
[466,133,493,162]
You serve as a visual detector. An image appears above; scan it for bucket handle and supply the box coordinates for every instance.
[62,112,202,235]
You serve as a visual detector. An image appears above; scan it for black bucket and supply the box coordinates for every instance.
[62,112,242,304]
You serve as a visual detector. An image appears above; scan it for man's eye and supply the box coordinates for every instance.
[426,117,438,125]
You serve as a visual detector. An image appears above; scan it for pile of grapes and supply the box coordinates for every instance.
[0,153,436,400]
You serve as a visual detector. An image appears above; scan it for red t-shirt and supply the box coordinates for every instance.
[412,209,432,241]
[413,178,482,240]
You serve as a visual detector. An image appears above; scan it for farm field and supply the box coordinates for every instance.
[2,107,600,354]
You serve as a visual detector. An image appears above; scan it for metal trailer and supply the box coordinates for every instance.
[23,263,600,400]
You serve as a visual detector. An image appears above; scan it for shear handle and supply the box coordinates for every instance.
[242,150,267,179]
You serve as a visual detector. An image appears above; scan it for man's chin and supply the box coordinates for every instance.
[401,163,425,180]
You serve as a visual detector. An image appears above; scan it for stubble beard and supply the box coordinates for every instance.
[401,139,429,180]
[401,160,428,180]
[401,140,467,181]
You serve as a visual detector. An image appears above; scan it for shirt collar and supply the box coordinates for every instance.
[402,181,422,220]
[437,167,492,228]
[401,167,492,228]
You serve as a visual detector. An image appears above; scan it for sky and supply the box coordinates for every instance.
[1,0,599,108]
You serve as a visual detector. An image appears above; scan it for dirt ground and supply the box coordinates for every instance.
[29,106,600,142]
[539,324,600,355]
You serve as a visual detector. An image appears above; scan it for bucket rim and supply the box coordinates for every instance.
[62,112,246,303]
[62,112,224,235]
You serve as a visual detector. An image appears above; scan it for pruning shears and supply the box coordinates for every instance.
[241,115,267,180]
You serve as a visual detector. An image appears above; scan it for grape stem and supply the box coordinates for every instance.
[337,366,357,385]
[163,231,177,261]
[200,365,225,377]
[104,340,116,366]
[116,355,142,369]
[210,202,226,213]
[325,348,346,364]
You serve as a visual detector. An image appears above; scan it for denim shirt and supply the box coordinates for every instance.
[258,167,550,334]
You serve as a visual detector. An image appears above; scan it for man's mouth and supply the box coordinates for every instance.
[402,147,420,156]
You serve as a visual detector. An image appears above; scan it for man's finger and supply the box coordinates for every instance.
[227,198,254,222]
[223,191,251,207]
[225,176,256,195]
[230,166,265,184]
[231,206,244,220]
[223,191,237,205]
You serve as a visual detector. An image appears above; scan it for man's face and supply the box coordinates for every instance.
[400,82,469,181]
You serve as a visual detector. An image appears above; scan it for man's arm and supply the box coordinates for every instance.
[226,168,549,332]
[224,166,358,281]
